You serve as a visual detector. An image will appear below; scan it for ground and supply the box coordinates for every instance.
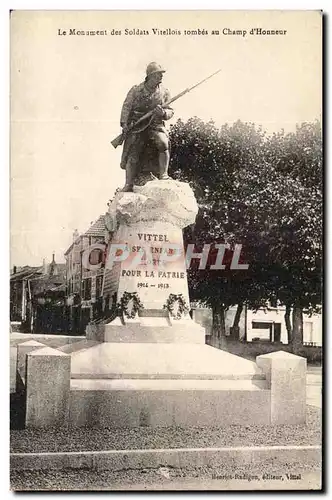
[11,465,321,491]
[10,403,322,491]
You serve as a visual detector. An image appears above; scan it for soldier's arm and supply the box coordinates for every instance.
[120,86,137,128]
[162,89,174,120]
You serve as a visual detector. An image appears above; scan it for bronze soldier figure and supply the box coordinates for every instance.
[120,62,174,192]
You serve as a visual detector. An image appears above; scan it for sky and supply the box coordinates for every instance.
[10,10,322,267]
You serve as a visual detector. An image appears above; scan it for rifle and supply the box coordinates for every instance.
[111,69,221,149]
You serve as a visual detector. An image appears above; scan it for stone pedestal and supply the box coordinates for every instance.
[94,179,206,343]
[69,344,270,427]
[25,347,71,428]
[256,351,307,424]
[86,315,205,344]
[105,179,197,313]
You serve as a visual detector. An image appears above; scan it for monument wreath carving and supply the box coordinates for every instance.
[117,291,144,319]
[163,293,190,320]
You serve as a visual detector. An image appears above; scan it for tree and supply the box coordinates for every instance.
[264,121,322,191]
[169,118,271,342]
[169,118,322,348]
[262,123,322,349]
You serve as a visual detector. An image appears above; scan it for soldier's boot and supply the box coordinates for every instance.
[122,165,135,192]
[122,184,133,192]
[158,150,170,180]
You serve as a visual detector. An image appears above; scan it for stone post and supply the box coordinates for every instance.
[16,340,45,389]
[256,350,306,425]
[25,347,71,428]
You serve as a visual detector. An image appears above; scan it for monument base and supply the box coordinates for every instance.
[67,340,274,427]
[19,336,307,428]
[86,315,206,344]
[69,376,271,427]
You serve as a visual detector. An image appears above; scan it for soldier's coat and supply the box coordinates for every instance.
[120,81,174,170]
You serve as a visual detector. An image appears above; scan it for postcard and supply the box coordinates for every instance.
[10,10,322,491]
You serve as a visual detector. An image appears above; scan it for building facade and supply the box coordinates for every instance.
[10,256,66,333]
[192,304,322,347]
[64,216,110,333]
[10,266,42,327]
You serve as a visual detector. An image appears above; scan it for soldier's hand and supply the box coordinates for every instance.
[122,124,129,134]
[154,105,164,118]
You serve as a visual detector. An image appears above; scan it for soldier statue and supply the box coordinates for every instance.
[120,62,174,192]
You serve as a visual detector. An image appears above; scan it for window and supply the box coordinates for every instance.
[82,278,92,300]
[304,321,313,343]
[96,275,103,298]
[252,321,272,330]
[274,323,281,342]
[89,248,104,267]
[252,321,272,341]
[73,247,81,264]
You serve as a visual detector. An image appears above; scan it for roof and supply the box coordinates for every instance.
[34,281,66,296]
[64,215,106,256]
[64,241,76,256]
[10,266,43,281]
[56,263,66,275]
[50,283,66,292]
[56,263,66,272]
[85,215,106,236]
[48,262,66,279]
[30,274,66,296]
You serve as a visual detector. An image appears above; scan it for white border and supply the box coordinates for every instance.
[2,1,328,498]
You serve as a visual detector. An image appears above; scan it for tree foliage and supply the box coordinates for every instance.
[169,118,322,344]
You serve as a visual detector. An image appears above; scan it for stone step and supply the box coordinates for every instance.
[69,378,271,427]
[71,378,269,391]
[70,343,266,380]
[104,323,204,343]
[87,317,206,343]
[138,309,170,317]
[71,372,266,380]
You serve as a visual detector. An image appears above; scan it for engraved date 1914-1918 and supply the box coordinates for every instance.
[137,282,170,289]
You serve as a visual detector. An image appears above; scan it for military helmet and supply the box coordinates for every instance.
[146,62,166,77]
